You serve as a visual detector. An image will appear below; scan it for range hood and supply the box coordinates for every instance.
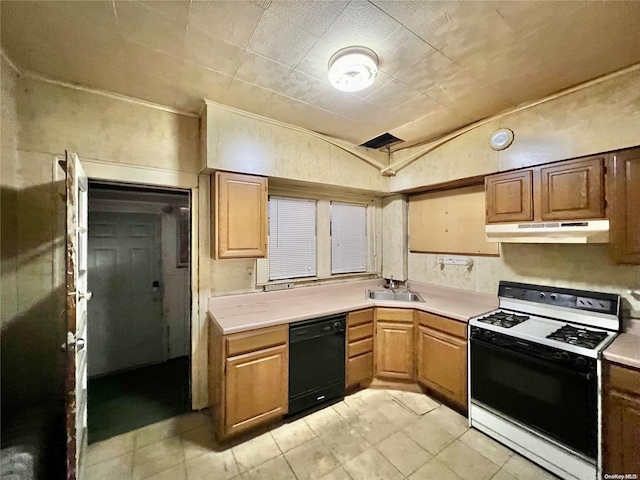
[486,219,609,244]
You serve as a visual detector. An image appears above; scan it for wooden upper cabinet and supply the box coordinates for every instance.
[213,171,268,259]
[485,169,534,223]
[609,147,640,264]
[540,156,605,221]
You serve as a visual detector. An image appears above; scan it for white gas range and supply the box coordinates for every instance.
[468,281,621,480]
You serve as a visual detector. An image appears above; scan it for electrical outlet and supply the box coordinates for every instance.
[264,283,294,292]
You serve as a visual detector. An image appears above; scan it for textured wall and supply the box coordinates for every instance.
[205,103,389,192]
[399,69,640,312]
[391,69,640,191]
[18,77,200,172]
[382,195,408,280]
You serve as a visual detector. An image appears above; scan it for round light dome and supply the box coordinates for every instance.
[328,47,379,92]
[489,128,514,150]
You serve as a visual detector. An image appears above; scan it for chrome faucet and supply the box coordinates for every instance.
[388,275,397,292]
[405,281,410,292]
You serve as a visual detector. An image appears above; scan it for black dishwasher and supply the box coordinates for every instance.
[288,314,346,416]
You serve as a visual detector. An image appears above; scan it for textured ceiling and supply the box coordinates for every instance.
[2,1,640,149]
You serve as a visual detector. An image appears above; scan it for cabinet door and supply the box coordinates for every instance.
[485,170,534,223]
[375,322,414,380]
[603,389,640,474]
[540,156,604,220]
[225,344,287,436]
[214,171,267,259]
[417,325,467,408]
[609,148,640,264]
[347,352,373,387]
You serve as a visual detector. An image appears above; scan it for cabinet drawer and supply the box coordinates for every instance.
[348,308,374,327]
[348,337,373,358]
[376,308,414,323]
[347,352,373,387]
[417,311,466,339]
[226,325,288,357]
[608,362,640,396]
[348,322,373,342]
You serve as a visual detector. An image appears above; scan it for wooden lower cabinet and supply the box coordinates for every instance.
[375,321,414,380]
[603,362,640,475]
[609,146,640,264]
[225,344,288,436]
[416,311,468,410]
[346,308,374,388]
[209,323,288,440]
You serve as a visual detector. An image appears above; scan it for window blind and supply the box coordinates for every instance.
[268,197,317,280]
[331,202,367,274]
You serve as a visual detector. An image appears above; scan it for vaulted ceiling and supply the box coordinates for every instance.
[2,1,640,149]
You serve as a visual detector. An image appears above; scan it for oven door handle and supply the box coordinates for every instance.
[472,338,594,381]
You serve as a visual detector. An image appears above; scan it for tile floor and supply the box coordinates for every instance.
[84,388,560,480]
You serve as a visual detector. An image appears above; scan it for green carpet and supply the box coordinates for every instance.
[88,356,190,443]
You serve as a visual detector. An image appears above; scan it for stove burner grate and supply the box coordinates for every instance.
[477,310,530,328]
[546,324,608,349]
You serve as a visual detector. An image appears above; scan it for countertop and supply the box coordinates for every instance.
[208,279,498,335]
[603,319,640,370]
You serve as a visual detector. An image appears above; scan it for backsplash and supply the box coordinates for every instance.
[408,243,640,312]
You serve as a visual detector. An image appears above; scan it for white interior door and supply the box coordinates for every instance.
[87,211,163,377]
[64,152,89,480]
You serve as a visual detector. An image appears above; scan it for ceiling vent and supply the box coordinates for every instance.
[360,132,403,150]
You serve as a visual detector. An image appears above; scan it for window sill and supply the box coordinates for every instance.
[256,272,380,289]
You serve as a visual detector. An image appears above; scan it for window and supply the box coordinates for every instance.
[331,202,367,274]
[268,197,316,280]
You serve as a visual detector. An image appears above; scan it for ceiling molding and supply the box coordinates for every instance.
[20,69,200,119]
[0,48,21,74]
[384,62,640,174]
[203,99,388,171]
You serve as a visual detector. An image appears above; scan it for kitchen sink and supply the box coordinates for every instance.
[367,290,425,302]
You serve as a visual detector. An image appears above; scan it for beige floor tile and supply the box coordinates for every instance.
[144,462,187,480]
[343,447,403,480]
[356,388,395,408]
[134,417,182,449]
[247,455,296,480]
[333,398,368,424]
[501,455,559,480]
[174,409,211,433]
[407,457,462,480]
[230,473,251,480]
[133,436,184,480]
[319,466,353,480]
[232,432,281,472]
[376,431,432,476]
[458,429,513,467]
[270,419,317,453]
[376,399,419,427]
[181,424,217,460]
[402,416,457,455]
[86,431,136,466]
[424,405,469,438]
[491,469,518,480]
[84,452,134,480]
[436,440,500,480]
[350,408,400,445]
[393,391,440,415]
[284,437,341,480]
[304,405,347,436]
[185,447,239,480]
[318,421,370,465]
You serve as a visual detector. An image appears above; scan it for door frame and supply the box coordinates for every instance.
[55,157,208,410]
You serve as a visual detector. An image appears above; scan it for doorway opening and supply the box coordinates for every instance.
[86,181,192,443]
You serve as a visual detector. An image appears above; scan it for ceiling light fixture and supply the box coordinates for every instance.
[328,46,379,92]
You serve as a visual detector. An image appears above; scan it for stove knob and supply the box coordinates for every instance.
[559,352,570,362]
[483,330,493,340]
[539,293,546,299]
[575,357,587,367]
[550,294,558,301]
[333,322,341,330]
